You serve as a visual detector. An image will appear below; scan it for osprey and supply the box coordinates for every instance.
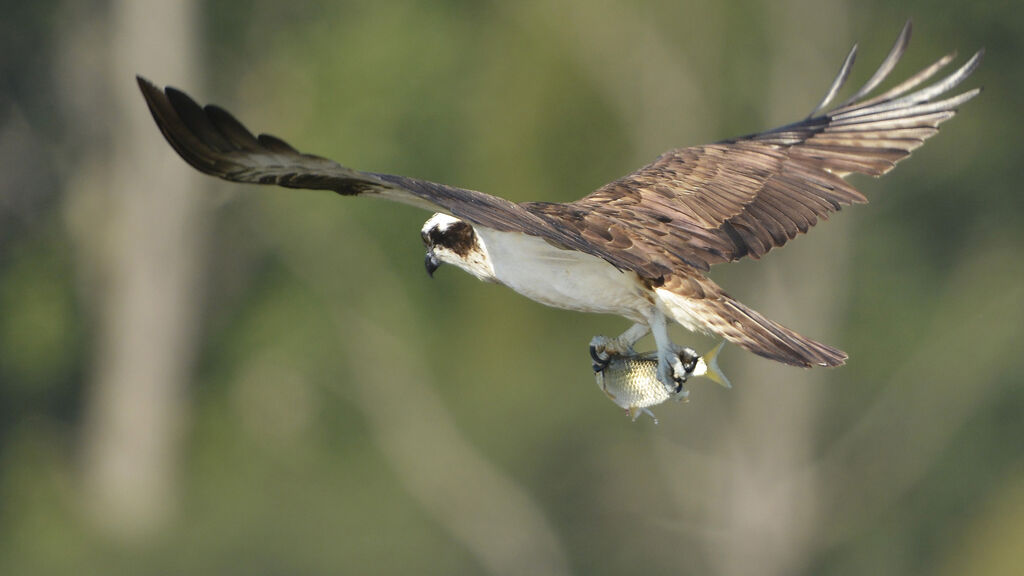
[138,22,980,394]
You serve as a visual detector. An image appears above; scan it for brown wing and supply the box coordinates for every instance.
[139,77,711,272]
[136,76,566,239]
[526,21,982,277]
[138,76,683,270]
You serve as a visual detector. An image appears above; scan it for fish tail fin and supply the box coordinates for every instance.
[697,341,732,389]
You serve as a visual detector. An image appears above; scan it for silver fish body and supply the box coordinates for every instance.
[595,352,686,420]
[594,343,730,422]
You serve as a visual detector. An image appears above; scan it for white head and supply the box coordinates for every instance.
[420,213,495,282]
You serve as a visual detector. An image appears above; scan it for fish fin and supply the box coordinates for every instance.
[698,341,732,389]
[627,406,659,424]
[641,407,659,424]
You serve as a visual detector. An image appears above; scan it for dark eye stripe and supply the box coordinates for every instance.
[432,221,476,257]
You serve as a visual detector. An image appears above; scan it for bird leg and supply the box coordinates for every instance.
[589,323,650,372]
[649,310,694,397]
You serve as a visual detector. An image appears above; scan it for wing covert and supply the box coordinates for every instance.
[538,21,982,274]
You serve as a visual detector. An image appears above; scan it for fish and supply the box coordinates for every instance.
[592,342,731,423]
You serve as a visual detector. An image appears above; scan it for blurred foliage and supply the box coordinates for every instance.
[1,1,1022,575]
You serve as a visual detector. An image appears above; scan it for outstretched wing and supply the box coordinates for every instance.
[528,21,982,277]
[136,76,559,238]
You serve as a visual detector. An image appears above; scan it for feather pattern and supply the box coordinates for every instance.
[137,21,981,370]
[538,20,982,275]
[136,77,566,238]
[656,276,848,367]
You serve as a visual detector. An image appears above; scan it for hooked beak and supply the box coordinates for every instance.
[425,250,441,278]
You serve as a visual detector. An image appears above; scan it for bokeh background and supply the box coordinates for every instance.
[1,1,1021,574]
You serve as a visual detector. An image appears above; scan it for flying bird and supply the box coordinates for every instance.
[137,21,981,394]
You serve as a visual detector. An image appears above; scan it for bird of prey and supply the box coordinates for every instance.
[138,21,981,395]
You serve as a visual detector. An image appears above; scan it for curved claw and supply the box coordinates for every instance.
[656,348,701,395]
[671,374,687,394]
[589,345,610,373]
[656,356,681,395]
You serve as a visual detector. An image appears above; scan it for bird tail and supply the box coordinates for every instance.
[656,278,847,368]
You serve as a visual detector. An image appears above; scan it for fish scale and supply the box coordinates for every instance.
[594,343,730,423]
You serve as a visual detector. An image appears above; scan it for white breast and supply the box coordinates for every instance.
[474,228,653,322]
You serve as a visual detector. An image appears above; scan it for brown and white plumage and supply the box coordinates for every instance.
[138,21,981,388]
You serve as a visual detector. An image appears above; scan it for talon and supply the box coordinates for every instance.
[671,355,689,383]
[657,360,678,396]
[676,387,691,402]
[589,344,611,372]
[590,333,639,361]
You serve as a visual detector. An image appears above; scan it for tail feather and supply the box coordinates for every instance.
[712,295,847,367]
[656,280,847,368]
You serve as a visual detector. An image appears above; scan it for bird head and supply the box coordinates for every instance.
[420,213,495,282]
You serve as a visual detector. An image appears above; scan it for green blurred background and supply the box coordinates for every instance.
[1,1,1021,574]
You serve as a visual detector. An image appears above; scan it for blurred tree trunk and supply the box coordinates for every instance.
[706,3,850,575]
[67,0,206,539]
